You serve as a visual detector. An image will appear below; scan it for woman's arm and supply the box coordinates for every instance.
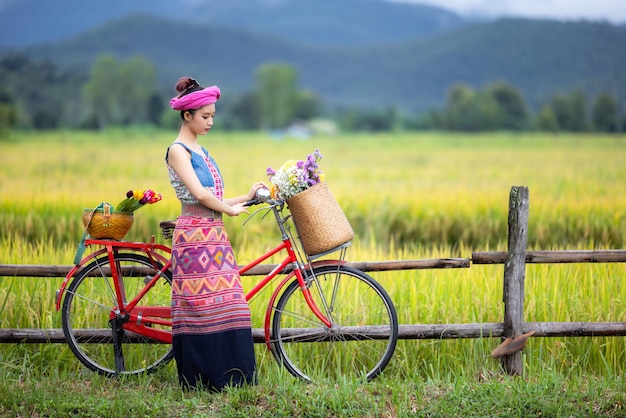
[167,144,247,216]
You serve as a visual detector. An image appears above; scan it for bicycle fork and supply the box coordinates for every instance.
[298,267,337,326]
[263,260,344,350]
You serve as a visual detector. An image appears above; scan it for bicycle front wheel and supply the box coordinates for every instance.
[61,252,173,377]
[271,265,398,382]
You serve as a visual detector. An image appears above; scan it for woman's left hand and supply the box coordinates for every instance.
[247,182,269,200]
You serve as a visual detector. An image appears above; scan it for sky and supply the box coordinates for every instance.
[392,0,626,23]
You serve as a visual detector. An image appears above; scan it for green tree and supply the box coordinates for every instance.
[484,82,529,130]
[443,84,475,129]
[0,53,82,129]
[535,105,559,132]
[292,90,321,121]
[0,90,17,134]
[568,91,587,131]
[443,84,501,131]
[82,54,122,129]
[117,56,157,125]
[549,91,587,132]
[254,63,298,130]
[146,92,165,126]
[82,54,158,129]
[226,92,262,130]
[591,93,618,132]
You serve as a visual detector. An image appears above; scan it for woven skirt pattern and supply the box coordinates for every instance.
[171,216,252,336]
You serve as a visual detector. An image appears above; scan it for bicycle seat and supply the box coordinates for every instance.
[159,220,177,239]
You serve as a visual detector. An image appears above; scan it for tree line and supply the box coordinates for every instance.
[421,83,624,133]
[1,53,624,135]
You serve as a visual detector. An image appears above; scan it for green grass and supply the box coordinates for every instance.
[2,129,626,415]
[1,354,626,417]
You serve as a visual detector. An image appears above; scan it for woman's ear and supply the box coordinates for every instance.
[183,111,193,121]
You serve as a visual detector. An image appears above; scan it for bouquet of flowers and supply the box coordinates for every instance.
[266,149,325,200]
[115,189,162,212]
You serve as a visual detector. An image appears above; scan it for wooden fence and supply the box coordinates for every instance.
[1,186,625,375]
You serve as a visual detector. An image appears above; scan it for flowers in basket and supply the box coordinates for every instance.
[266,149,325,200]
[266,149,354,256]
[115,189,162,213]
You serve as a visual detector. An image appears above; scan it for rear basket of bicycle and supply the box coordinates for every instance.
[286,182,354,257]
[82,204,134,240]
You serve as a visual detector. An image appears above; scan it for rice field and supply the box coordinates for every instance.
[1,128,626,380]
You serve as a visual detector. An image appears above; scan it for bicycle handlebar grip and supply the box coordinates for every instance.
[244,198,260,206]
[245,188,271,206]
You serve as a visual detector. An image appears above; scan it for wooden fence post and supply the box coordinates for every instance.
[501,186,529,375]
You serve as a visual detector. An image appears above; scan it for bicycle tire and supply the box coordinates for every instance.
[61,252,173,377]
[271,264,398,382]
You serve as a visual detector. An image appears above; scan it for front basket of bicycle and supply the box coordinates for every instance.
[82,203,134,240]
[286,182,354,257]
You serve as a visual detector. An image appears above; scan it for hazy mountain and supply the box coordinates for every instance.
[0,0,465,48]
[18,14,625,113]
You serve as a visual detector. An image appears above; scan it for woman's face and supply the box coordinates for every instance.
[185,103,216,135]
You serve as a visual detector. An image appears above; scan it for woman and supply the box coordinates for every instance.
[166,76,265,391]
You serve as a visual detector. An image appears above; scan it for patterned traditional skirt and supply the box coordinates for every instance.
[171,216,256,391]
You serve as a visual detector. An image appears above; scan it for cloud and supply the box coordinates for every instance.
[391,0,626,23]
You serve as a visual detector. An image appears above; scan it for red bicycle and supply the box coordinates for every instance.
[56,190,398,383]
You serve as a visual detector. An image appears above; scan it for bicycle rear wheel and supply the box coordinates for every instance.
[271,265,398,382]
[61,252,173,377]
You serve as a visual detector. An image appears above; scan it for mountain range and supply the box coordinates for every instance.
[0,0,466,48]
[1,0,624,114]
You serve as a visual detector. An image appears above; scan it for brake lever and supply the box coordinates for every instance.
[243,204,273,226]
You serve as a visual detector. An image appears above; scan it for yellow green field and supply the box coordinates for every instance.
[1,129,626,379]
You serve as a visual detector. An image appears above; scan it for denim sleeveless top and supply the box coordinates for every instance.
[165,142,223,205]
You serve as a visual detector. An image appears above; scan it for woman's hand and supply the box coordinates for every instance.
[247,182,269,200]
[228,202,249,217]
[224,182,270,212]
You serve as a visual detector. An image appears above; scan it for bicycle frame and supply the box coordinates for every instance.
[56,202,342,350]
[240,231,337,349]
[56,238,174,343]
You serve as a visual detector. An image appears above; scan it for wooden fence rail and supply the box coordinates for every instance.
[0,258,471,278]
[1,186,625,376]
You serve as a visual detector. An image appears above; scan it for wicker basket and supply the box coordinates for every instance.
[286,182,354,256]
[82,203,134,240]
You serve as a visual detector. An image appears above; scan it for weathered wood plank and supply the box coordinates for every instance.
[0,258,471,279]
[0,265,74,277]
[0,328,268,344]
[6,249,626,278]
[524,322,626,337]
[501,186,529,376]
[4,322,626,343]
[345,258,470,271]
[472,250,626,265]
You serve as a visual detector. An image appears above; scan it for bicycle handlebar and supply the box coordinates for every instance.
[160,189,278,238]
[244,188,275,207]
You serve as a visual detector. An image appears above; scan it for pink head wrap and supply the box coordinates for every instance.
[169,85,221,111]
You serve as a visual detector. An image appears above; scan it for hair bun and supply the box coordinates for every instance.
[175,77,200,93]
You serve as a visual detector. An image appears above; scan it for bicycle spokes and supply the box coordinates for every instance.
[271,265,398,382]
[61,253,173,377]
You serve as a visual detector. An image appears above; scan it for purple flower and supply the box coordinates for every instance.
[266,167,276,177]
[126,190,134,198]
